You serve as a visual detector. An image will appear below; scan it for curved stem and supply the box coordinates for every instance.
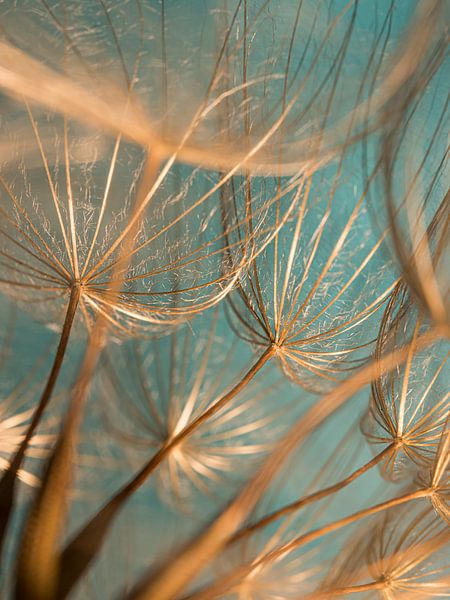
[14,152,163,600]
[259,488,431,568]
[184,489,430,600]
[57,345,275,599]
[0,284,80,561]
[134,328,444,600]
[302,581,385,599]
[231,443,394,543]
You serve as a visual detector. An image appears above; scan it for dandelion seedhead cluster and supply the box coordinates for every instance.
[0,1,448,599]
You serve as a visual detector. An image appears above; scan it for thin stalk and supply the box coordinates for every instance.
[123,345,274,495]
[231,443,394,543]
[136,326,444,600]
[190,577,386,600]
[14,152,162,600]
[57,344,275,599]
[0,284,80,561]
[302,581,385,599]
[184,489,431,600]
[257,488,431,568]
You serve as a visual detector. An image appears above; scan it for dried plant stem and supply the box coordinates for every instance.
[302,581,385,599]
[14,153,162,600]
[259,488,432,566]
[0,283,80,561]
[184,489,432,600]
[136,326,445,600]
[9,285,81,470]
[231,443,394,543]
[119,346,275,495]
[57,344,275,599]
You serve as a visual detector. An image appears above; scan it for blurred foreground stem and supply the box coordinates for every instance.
[0,283,81,563]
[57,343,275,598]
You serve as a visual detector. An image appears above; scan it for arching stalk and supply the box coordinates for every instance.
[134,326,444,600]
[301,581,386,599]
[13,150,162,600]
[0,284,81,559]
[57,344,275,599]
[252,488,432,572]
[231,442,395,543]
[184,488,432,600]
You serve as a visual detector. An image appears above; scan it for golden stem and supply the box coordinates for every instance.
[0,283,80,558]
[231,443,394,543]
[57,344,275,599]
